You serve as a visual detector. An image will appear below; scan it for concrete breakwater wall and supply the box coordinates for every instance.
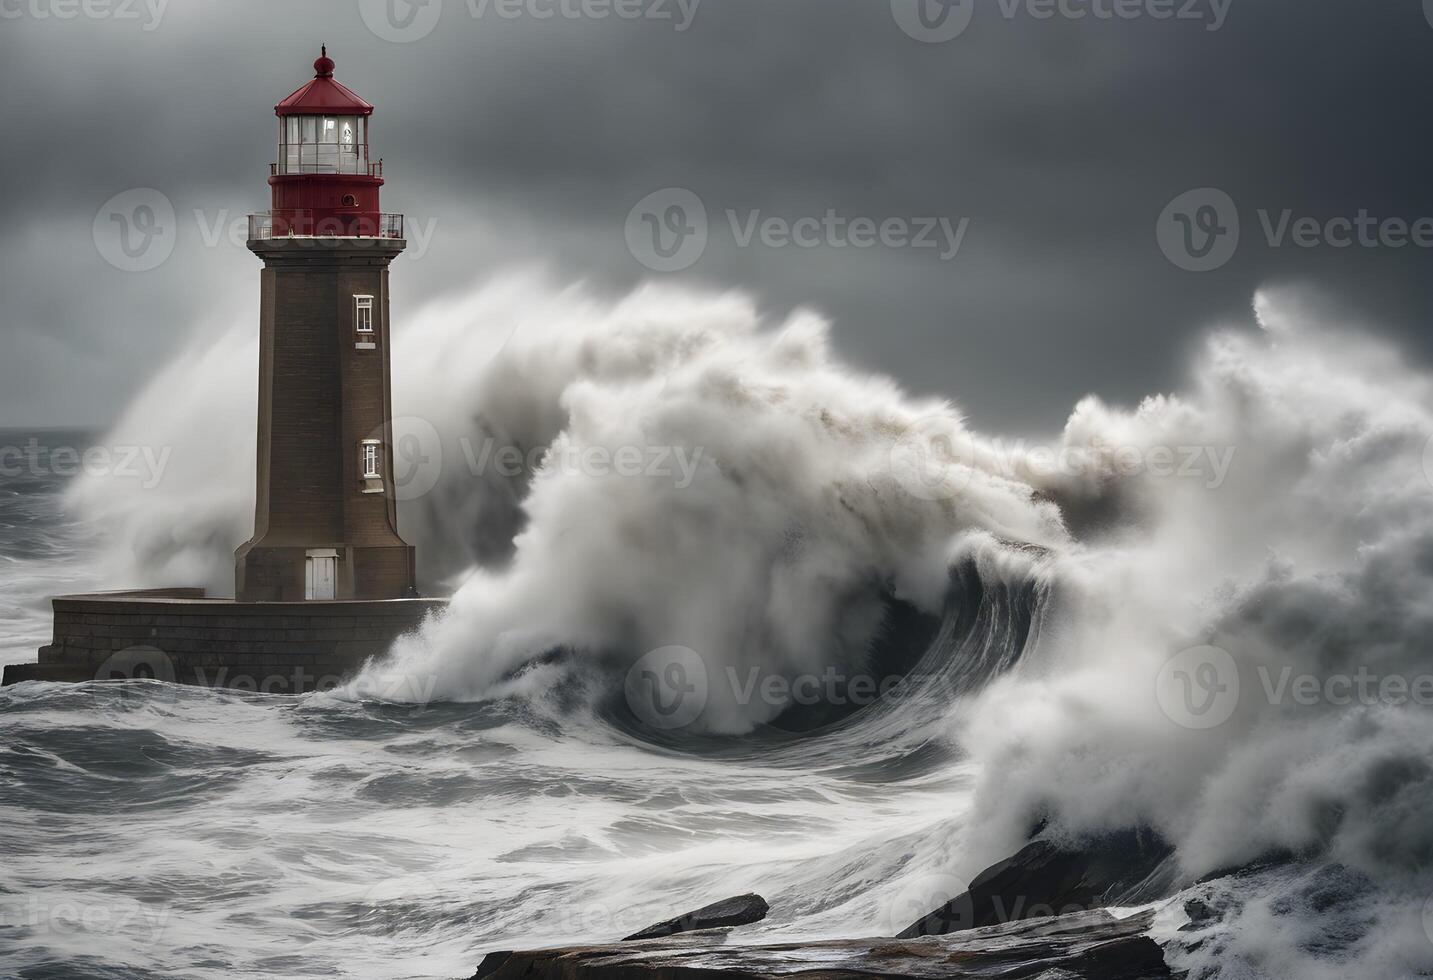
[2,590,446,693]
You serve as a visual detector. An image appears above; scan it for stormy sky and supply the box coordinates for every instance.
[2,0,1431,432]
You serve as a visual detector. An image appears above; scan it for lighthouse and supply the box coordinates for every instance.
[6,47,445,692]
[235,48,416,602]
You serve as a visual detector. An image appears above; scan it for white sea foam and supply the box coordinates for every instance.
[60,275,1433,977]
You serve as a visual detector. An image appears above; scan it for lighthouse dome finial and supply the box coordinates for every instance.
[314,45,335,78]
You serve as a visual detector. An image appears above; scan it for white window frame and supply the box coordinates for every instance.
[360,440,382,480]
[354,295,375,334]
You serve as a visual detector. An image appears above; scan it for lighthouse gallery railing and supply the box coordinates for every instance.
[247,212,404,240]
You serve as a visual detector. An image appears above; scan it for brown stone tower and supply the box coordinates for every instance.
[235,48,416,602]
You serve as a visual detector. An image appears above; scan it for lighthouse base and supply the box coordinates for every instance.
[236,543,418,602]
[1,590,445,694]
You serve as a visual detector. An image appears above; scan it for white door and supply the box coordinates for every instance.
[305,554,336,600]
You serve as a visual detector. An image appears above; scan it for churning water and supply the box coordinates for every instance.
[4,279,1433,979]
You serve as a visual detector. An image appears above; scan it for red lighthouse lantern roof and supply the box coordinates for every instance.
[275,47,374,117]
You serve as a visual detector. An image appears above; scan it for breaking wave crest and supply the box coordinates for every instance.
[67,275,1433,977]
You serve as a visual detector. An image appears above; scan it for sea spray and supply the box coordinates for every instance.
[64,275,1433,977]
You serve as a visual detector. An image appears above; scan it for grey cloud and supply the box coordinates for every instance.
[2,0,1432,429]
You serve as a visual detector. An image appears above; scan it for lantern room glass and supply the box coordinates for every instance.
[278,115,368,174]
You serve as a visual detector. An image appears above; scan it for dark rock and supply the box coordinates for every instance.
[474,907,1174,979]
[623,893,770,941]
[767,597,941,733]
[899,828,1175,938]
[471,950,512,979]
[1196,848,1296,884]
[1181,897,1219,929]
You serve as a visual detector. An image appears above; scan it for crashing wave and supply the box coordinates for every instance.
[67,276,1433,977]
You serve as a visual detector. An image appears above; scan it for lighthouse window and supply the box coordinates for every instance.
[361,441,382,480]
[354,295,374,333]
[278,115,365,174]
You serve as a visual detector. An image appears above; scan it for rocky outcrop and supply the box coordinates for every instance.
[623,893,770,940]
[472,893,770,979]
[472,907,1172,979]
[899,829,1175,937]
[470,834,1184,979]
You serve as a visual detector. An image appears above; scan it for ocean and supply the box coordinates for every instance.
[4,280,1433,979]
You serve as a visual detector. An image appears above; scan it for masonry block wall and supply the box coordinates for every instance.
[1,591,446,693]
[235,237,415,602]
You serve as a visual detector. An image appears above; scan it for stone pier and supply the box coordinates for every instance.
[1,589,445,693]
